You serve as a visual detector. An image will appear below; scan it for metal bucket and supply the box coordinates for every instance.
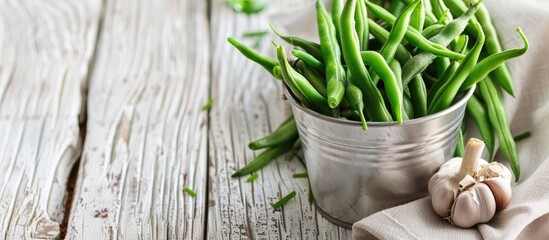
[283,85,476,228]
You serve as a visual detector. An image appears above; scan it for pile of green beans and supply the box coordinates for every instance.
[228,0,529,181]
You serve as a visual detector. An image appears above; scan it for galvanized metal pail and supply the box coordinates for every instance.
[283,85,476,228]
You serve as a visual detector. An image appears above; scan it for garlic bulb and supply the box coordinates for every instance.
[428,138,512,228]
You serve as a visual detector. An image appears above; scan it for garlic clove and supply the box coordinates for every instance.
[451,183,496,228]
[429,177,458,218]
[483,177,513,211]
[478,162,513,182]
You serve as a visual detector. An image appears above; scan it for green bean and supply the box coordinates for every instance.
[388,0,405,16]
[296,61,328,98]
[460,28,528,92]
[232,140,296,177]
[270,23,323,60]
[454,128,464,157]
[346,84,368,130]
[479,77,520,181]
[430,0,452,22]
[364,0,465,60]
[228,37,280,79]
[421,23,444,39]
[291,49,325,74]
[355,0,369,51]
[410,75,427,117]
[332,0,344,44]
[403,94,414,119]
[316,1,346,108]
[361,51,403,123]
[428,61,458,103]
[276,44,332,115]
[400,1,480,87]
[389,60,410,120]
[380,0,419,63]
[340,0,393,122]
[466,94,495,161]
[410,0,425,31]
[428,22,485,114]
[445,0,514,96]
[367,19,412,63]
[248,116,298,150]
[399,0,438,25]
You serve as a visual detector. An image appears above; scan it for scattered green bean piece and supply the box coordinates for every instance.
[184,187,197,198]
[400,1,480,87]
[479,77,520,181]
[513,132,531,143]
[429,22,485,114]
[270,23,323,60]
[340,0,393,122]
[246,173,259,183]
[460,28,529,92]
[276,44,332,115]
[242,29,269,37]
[292,49,326,74]
[361,51,403,123]
[249,116,298,150]
[272,191,297,210]
[225,0,267,14]
[454,128,464,157]
[364,0,465,60]
[292,173,309,178]
[233,141,296,177]
[316,1,346,108]
[466,94,495,161]
[202,98,214,111]
[228,37,280,79]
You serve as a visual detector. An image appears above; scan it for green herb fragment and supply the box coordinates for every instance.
[225,0,267,14]
[292,173,308,178]
[513,131,531,142]
[242,30,269,38]
[184,187,197,198]
[272,191,297,210]
[246,173,259,183]
[202,98,214,110]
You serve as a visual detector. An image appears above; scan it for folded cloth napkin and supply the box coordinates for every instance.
[270,0,549,239]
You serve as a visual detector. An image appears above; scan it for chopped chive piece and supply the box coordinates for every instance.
[252,38,262,49]
[242,30,269,37]
[292,173,308,178]
[202,98,214,110]
[272,191,296,210]
[513,131,531,142]
[246,173,259,183]
[184,187,196,198]
[308,187,315,204]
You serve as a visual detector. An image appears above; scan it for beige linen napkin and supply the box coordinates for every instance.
[270,0,549,239]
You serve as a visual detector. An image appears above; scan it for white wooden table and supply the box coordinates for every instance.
[0,0,352,239]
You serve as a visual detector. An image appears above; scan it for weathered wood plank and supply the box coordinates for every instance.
[0,0,101,239]
[207,1,352,239]
[66,0,209,239]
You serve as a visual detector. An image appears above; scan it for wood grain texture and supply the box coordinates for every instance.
[65,0,209,239]
[0,0,101,239]
[207,1,352,239]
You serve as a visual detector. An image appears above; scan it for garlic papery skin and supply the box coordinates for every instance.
[428,138,513,228]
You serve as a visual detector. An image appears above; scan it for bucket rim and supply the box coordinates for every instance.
[283,83,476,127]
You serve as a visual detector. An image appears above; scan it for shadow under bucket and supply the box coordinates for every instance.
[283,84,476,228]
